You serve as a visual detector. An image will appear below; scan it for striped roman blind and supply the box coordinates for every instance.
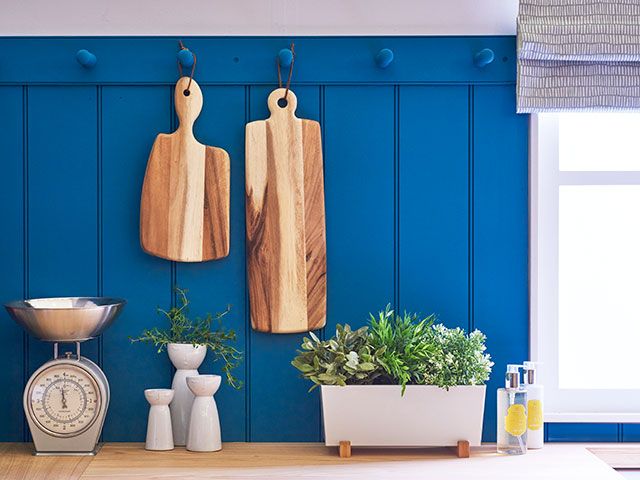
[517,0,640,112]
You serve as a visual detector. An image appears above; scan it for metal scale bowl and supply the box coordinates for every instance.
[5,297,125,455]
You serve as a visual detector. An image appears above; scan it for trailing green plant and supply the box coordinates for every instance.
[291,305,493,394]
[368,305,437,393]
[291,324,384,391]
[130,287,243,389]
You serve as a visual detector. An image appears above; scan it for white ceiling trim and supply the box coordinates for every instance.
[0,0,518,36]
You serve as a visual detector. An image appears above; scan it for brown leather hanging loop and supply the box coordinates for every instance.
[277,43,295,102]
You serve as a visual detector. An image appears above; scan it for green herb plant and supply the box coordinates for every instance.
[291,305,493,395]
[291,324,384,391]
[368,305,437,394]
[130,287,243,389]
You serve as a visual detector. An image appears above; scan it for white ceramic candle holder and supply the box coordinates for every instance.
[144,388,175,451]
[186,375,222,452]
[167,343,207,446]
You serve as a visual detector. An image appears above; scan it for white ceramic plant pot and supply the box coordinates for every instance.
[167,343,207,446]
[321,385,486,447]
[144,389,175,451]
[186,374,222,452]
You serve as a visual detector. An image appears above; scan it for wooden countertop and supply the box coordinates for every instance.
[0,442,630,479]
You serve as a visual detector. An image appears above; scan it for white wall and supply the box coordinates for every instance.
[0,0,518,36]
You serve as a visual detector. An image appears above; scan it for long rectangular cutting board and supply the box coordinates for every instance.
[245,88,326,333]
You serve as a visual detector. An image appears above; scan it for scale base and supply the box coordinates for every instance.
[24,354,110,457]
[33,443,102,456]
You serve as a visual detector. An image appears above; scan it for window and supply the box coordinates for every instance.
[531,113,640,422]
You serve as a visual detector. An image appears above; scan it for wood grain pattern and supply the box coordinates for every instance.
[0,443,623,480]
[140,77,230,262]
[245,88,327,333]
[0,443,92,480]
[589,446,640,468]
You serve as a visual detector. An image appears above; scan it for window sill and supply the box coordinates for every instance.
[547,413,640,423]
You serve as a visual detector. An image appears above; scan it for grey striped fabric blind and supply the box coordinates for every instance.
[517,0,640,112]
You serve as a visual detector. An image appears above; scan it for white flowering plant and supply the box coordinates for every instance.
[421,324,494,390]
[292,305,493,395]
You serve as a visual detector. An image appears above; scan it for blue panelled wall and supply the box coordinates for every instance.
[0,37,611,443]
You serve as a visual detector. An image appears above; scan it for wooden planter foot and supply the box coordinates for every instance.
[455,440,470,458]
[339,441,351,458]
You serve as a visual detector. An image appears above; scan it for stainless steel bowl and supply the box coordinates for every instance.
[4,297,126,342]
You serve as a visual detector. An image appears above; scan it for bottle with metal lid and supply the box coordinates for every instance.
[497,364,528,455]
[523,361,544,449]
[505,364,522,388]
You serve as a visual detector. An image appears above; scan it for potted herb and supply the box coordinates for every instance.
[131,288,242,446]
[291,305,493,456]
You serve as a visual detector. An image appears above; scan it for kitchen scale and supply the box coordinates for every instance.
[5,297,125,455]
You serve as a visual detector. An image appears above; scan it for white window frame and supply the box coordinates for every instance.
[530,113,640,423]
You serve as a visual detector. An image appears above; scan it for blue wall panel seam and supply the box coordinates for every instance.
[168,85,177,383]
[169,84,176,306]
[21,85,29,443]
[97,85,104,369]
[468,85,475,333]
[244,84,251,443]
[394,85,400,312]
[319,84,326,344]
[318,84,326,442]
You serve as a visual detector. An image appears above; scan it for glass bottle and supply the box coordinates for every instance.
[497,364,528,455]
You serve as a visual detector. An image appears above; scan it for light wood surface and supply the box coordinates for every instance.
[0,443,93,480]
[140,77,230,262]
[245,88,327,333]
[0,442,626,480]
[589,446,640,469]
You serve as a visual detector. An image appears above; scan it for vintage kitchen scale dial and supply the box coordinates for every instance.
[5,297,125,455]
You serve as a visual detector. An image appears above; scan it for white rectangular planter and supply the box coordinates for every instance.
[321,385,486,447]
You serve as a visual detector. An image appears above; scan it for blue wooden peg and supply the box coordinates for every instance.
[76,49,97,68]
[278,48,293,68]
[177,48,195,69]
[375,48,394,69]
[474,48,495,68]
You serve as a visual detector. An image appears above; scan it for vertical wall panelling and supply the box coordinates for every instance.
[473,85,529,442]
[0,87,25,440]
[323,85,396,436]
[324,86,395,327]
[248,85,322,441]
[399,86,470,327]
[101,86,172,440]
[318,84,326,440]
[27,86,99,374]
[394,86,400,312]
[244,85,251,442]
[0,37,580,442]
[176,85,247,441]
[97,86,104,369]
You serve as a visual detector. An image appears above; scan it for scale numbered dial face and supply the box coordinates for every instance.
[28,363,101,437]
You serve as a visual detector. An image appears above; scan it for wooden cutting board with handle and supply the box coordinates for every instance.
[245,88,327,333]
[140,77,230,262]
